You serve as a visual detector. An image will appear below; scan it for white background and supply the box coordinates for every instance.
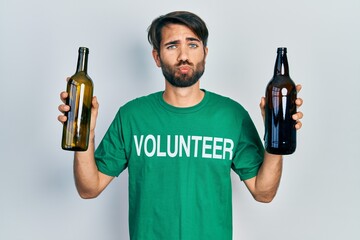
[1,0,359,239]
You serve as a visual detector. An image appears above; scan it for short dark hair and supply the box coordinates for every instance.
[147,11,209,53]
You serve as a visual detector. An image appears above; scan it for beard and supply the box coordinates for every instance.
[160,58,205,88]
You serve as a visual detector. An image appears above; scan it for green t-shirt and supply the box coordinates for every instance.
[95,90,264,240]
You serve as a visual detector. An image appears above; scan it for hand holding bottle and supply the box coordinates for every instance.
[259,84,303,130]
[58,86,99,136]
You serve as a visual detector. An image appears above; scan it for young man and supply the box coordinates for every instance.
[58,11,303,240]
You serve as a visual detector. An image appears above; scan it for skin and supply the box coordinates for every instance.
[152,24,208,107]
[58,23,303,202]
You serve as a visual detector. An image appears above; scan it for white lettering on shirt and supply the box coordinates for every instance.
[213,137,223,159]
[144,135,156,157]
[133,134,234,160]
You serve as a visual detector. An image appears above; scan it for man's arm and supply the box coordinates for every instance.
[243,153,282,203]
[73,131,114,199]
[244,84,303,203]
[58,91,113,199]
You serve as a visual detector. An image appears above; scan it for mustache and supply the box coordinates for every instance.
[176,60,193,67]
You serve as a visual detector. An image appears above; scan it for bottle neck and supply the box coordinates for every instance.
[273,47,289,76]
[76,47,89,73]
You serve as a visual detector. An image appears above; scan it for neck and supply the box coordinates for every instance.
[163,81,204,107]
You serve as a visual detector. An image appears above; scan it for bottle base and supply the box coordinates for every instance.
[266,147,296,155]
[61,146,88,152]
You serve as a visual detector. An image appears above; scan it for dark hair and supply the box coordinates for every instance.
[147,11,209,53]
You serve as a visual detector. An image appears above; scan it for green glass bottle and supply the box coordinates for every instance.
[61,47,93,151]
[265,47,297,155]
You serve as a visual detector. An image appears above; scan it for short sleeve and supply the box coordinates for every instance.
[231,111,264,181]
[95,110,128,177]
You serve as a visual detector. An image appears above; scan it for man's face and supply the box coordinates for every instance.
[153,24,208,88]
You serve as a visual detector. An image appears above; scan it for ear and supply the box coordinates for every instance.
[152,49,161,67]
[204,47,209,63]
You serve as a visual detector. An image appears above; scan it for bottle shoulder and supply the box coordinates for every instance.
[267,75,295,87]
[69,72,93,85]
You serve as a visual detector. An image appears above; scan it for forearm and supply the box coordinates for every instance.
[245,152,283,203]
[73,132,100,198]
[256,152,283,200]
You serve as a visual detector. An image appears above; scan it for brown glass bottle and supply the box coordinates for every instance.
[265,47,297,155]
[61,47,93,151]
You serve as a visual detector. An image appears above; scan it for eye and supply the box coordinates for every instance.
[166,45,177,50]
[189,43,198,48]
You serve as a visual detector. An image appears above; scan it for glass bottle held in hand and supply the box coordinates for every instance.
[265,47,297,155]
[61,47,93,151]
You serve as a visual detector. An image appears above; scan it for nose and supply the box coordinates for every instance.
[177,44,189,62]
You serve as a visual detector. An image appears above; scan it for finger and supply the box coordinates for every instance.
[296,84,302,93]
[58,115,67,123]
[91,96,99,119]
[295,97,303,107]
[259,97,266,120]
[259,97,265,109]
[60,91,68,103]
[58,104,70,113]
[292,111,304,121]
[92,96,99,109]
[295,121,302,130]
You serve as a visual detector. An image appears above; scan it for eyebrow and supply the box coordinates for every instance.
[164,37,201,46]
[186,37,201,42]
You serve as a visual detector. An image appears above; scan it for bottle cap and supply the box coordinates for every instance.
[78,47,89,53]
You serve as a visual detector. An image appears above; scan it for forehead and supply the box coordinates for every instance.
[161,24,199,42]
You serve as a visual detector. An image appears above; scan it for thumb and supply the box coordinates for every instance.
[259,97,266,120]
[90,96,99,131]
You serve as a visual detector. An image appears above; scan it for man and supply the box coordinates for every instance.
[58,11,303,240]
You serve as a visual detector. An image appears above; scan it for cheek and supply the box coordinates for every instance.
[160,53,177,66]
[193,51,206,63]
[195,55,206,67]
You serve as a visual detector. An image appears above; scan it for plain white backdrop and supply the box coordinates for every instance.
[1,0,359,239]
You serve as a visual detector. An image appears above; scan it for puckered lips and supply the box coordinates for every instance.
[177,65,192,74]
